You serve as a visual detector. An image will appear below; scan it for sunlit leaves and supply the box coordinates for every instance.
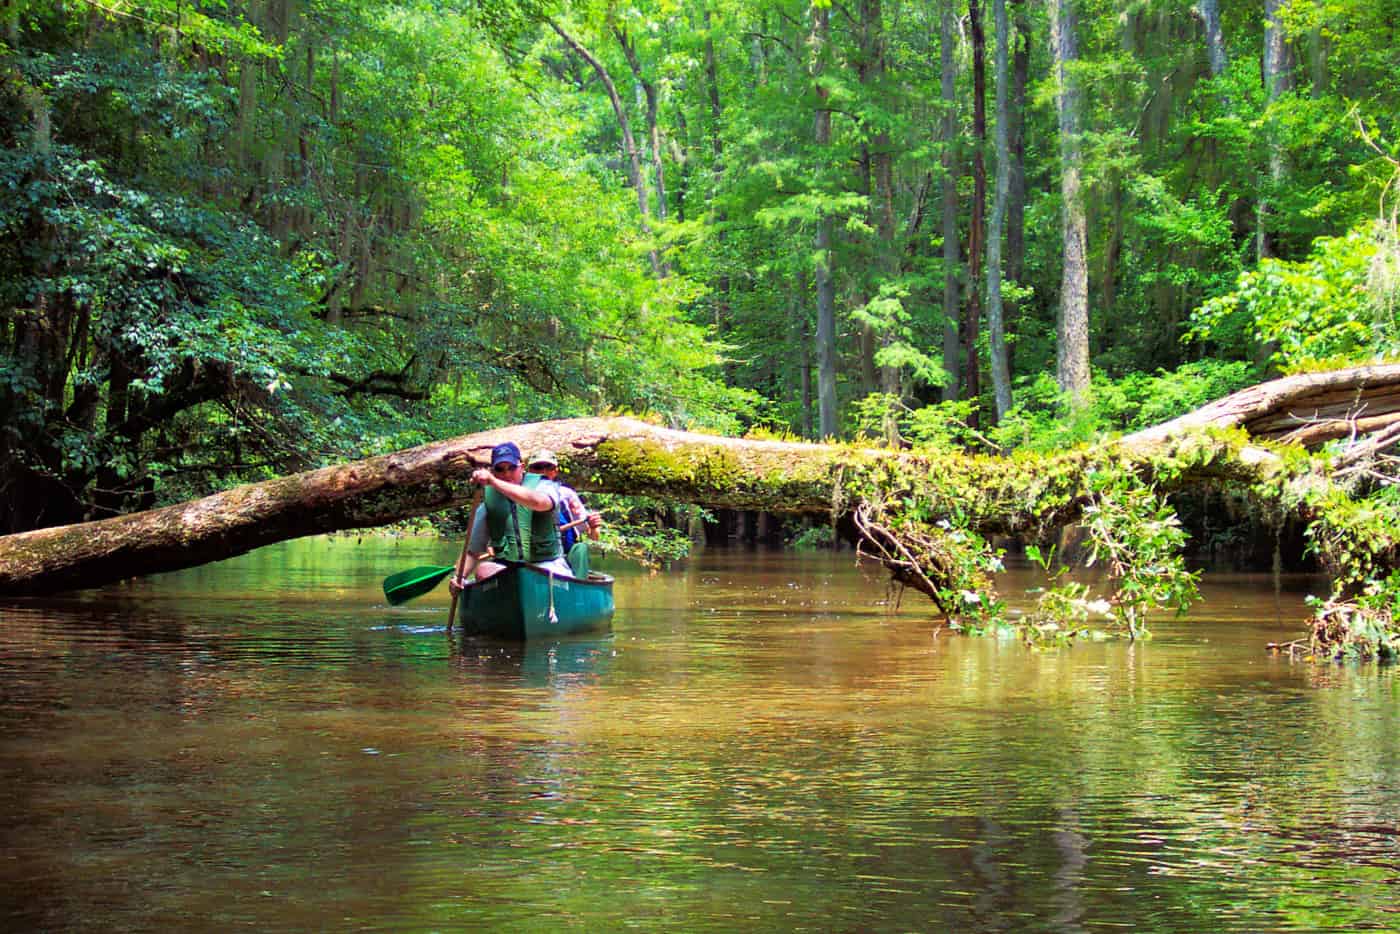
[1190,223,1398,371]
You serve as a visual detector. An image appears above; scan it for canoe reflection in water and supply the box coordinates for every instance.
[456,635,617,689]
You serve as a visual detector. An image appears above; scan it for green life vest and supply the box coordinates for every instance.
[484,473,562,563]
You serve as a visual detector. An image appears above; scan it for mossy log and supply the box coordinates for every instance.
[0,418,883,595]
[2,363,1400,599]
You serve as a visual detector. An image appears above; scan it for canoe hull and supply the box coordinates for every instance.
[458,563,614,640]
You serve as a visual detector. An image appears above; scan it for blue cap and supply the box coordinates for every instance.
[490,442,522,468]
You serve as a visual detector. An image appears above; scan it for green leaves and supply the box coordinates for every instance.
[1080,468,1200,638]
[1303,486,1400,660]
[1191,223,1396,371]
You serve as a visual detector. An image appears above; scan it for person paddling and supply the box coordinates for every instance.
[450,442,572,589]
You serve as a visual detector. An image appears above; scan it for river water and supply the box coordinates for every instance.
[2,538,1398,931]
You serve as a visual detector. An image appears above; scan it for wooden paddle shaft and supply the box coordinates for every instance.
[446,491,483,632]
[560,513,597,533]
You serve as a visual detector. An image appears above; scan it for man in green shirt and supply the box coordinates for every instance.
[452,441,572,587]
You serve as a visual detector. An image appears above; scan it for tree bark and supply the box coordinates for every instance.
[940,0,961,403]
[857,143,879,394]
[1006,0,1028,290]
[235,1,260,169]
[1125,364,1400,446]
[811,3,839,438]
[799,277,814,440]
[550,20,664,277]
[3,0,18,46]
[1257,0,1293,262]
[863,0,901,438]
[703,12,731,341]
[6,366,1400,597]
[1050,0,1090,399]
[615,27,668,222]
[1199,0,1227,78]
[0,417,864,595]
[966,0,987,417]
[986,0,1013,421]
[23,81,50,156]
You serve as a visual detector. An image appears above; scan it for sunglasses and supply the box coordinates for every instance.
[491,463,516,475]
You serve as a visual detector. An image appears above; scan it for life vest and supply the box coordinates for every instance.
[483,473,562,563]
[557,485,580,550]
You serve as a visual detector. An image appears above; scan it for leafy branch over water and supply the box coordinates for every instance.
[843,446,1201,646]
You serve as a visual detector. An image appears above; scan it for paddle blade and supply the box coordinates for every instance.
[383,565,454,605]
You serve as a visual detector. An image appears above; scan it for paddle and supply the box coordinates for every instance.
[386,486,483,608]
[382,563,458,606]
[381,513,596,606]
[445,514,475,632]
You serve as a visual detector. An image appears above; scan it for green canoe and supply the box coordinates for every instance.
[456,561,615,640]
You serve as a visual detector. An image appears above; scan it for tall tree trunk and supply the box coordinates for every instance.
[329,43,340,125]
[235,2,259,170]
[866,0,900,417]
[856,0,894,407]
[295,36,315,236]
[23,82,50,156]
[811,4,838,438]
[857,143,879,394]
[1103,171,1123,324]
[1199,0,1227,78]
[8,80,83,532]
[940,0,961,403]
[703,12,731,341]
[615,27,668,223]
[801,308,815,440]
[986,0,1013,420]
[1006,0,1028,290]
[966,0,987,418]
[270,0,297,240]
[672,105,690,223]
[3,0,18,46]
[1050,0,1090,399]
[1306,25,1327,95]
[1257,0,1293,262]
[550,20,664,277]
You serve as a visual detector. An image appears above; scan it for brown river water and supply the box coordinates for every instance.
[2,537,1399,931]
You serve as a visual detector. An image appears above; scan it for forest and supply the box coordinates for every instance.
[3,0,1400,652]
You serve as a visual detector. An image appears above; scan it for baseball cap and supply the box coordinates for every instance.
[528,449,558,469]
[490,442,522,468]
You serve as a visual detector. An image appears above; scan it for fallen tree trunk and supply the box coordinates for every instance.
[1125,364,1400,445]
[3,364,1400,602]
[0,418,885,595]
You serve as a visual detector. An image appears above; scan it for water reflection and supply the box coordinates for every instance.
[1,538,1398,931]
[456,636,617,690]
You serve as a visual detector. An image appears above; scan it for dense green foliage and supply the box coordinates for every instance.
[1192,222,1400,370]
[0,0,748,531]
[4,0,1398,530]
